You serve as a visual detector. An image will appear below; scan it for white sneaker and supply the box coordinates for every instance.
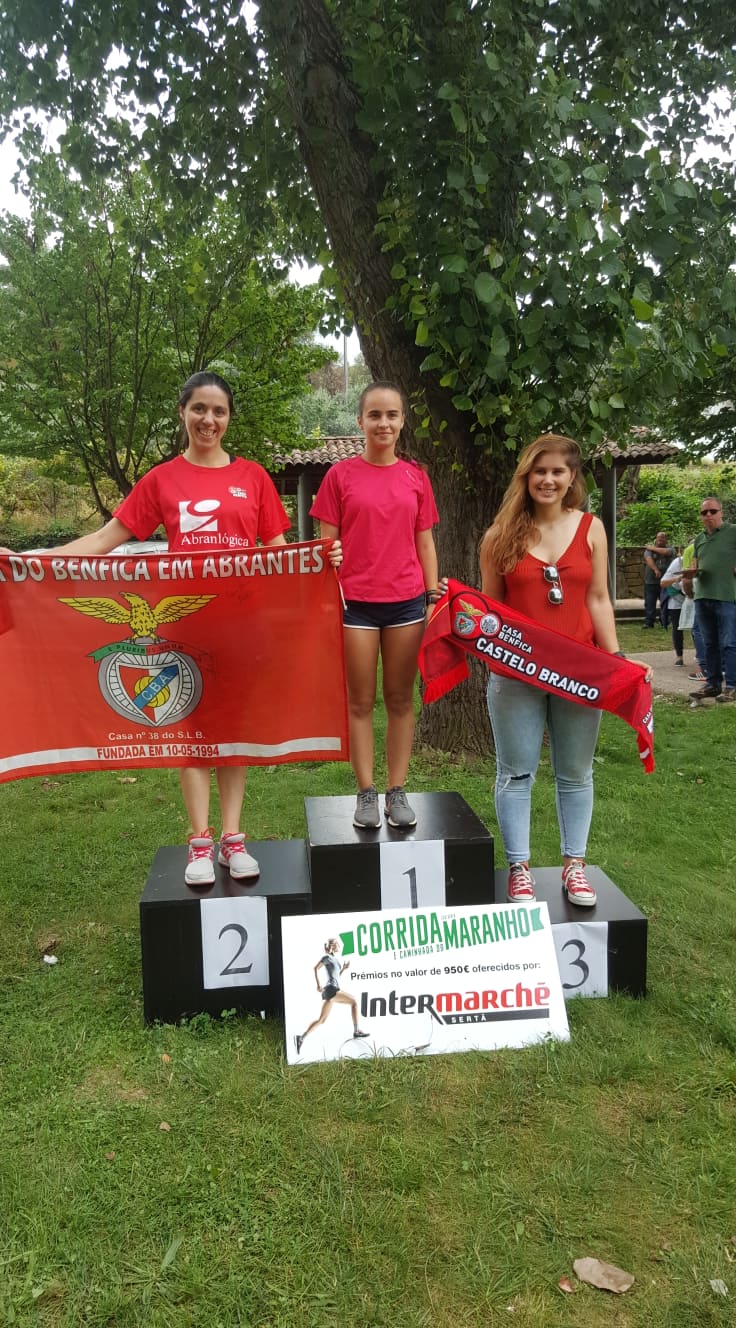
[218,832,260,880]
[185,831,215,886]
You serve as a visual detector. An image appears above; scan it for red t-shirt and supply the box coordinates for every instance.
[310,455,439,601]
[114,456,290,553]
[503,512,595,644]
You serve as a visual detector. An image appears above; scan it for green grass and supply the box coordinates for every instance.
[1,691,736,1327]
[617,621,682,654]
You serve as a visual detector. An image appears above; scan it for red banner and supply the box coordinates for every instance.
[419,581,654,772]
[0,543,349,782]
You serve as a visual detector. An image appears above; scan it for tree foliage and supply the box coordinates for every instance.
[614,461,736,543]
[650,230,736,459]
[0,2,733,448]
[1,0,734,745]
[297,385,363,439]
[0,159,331,515]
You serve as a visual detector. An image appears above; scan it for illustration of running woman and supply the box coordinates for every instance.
[295,938,370,1054]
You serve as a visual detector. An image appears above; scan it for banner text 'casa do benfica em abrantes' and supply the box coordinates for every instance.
[0,543,348,783]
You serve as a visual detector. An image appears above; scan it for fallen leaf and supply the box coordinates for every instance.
[41,780,61,790]
[709,1279,728,1298]
[118,776,137,784]
[31,1281,64,1305]
[573,1257,634,1294]
[37,932,61,955]
[161,1053,171,1063]
[159,1121,171,1132]
[558,1276,575,1294]
[104,1151,116,1161]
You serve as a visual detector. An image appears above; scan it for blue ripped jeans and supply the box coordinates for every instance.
[486,674,602,864]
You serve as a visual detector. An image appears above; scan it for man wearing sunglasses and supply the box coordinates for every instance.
[681,498,736,702]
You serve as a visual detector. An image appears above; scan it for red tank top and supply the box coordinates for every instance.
[503,512,595,644]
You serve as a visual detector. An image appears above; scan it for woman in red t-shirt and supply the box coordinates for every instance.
[311,381,442,832]
[51,371,339,887]
[480,433,643,908]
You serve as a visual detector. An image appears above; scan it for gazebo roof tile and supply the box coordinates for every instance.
[268,427,680,471]
[269,437,364,468]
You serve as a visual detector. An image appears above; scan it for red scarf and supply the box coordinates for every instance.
[419,581,654,772]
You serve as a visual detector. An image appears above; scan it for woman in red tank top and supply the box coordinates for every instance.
[479,434,635,908]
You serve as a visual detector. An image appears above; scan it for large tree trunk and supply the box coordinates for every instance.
[260,0,514,751]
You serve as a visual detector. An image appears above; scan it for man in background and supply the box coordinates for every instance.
[643,531,675,628]
[681,497,736,702]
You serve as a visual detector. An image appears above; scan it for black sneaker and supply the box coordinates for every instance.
[353,1029,370,1039]
[689,685,722,699]
[715,687,736,704]
[385,786,417,828]
[353,786,381,828]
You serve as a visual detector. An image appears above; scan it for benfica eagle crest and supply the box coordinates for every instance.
[59,591,215,727]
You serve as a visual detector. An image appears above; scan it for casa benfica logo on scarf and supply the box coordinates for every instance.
[60,591,213,727]
[419,581,655,772]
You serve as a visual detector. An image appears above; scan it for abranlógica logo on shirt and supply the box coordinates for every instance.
[178,499,220,535]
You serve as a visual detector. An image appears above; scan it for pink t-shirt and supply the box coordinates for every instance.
[310,455,439,601]
[114,455,290,553]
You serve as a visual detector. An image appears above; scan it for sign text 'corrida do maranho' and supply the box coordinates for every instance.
[283,903,569,1065]
[0,544,348,782]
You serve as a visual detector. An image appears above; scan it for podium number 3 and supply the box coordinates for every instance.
[560,938,589,990]
[219,923,253,976]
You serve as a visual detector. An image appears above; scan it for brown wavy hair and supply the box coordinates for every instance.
[480,434,587,576]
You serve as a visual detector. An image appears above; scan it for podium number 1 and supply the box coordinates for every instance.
[380,841,446,910]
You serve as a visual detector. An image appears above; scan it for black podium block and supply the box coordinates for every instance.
[140,840,311,1023]
[493,865,647,997]
[306,791,494,914]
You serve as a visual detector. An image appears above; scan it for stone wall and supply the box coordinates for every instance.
[617,547,647,599]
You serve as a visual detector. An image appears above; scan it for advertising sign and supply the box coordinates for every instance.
[284,902,568,1064]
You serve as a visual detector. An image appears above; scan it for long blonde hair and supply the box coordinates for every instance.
[480,434,587,576]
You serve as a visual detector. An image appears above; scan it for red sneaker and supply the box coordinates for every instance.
[561,859,597,907]
[507,863,535,902]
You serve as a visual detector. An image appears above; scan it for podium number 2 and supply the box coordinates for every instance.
[219,923,253,977]
[201,897,269,989]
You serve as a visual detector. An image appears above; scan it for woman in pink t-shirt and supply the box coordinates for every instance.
[49,371,339,887]
[311,381,442,831]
